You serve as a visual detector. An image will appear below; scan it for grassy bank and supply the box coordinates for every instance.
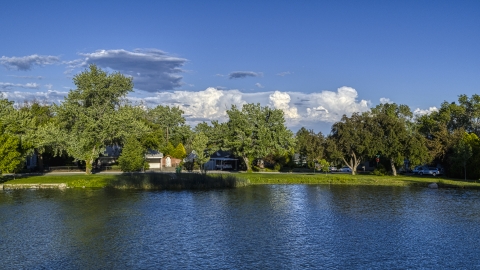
[232,172,480,189]
[2,172,480,190]
[1,173,248,190]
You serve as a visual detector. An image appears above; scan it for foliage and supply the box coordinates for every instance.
[162,142,175,156]
[55,64,149,174]
[172,143,187,159]
[295,127,325,168]
[147,105,188,146]
[0,130,23,174]
[191,132,210,174]
[328,112,377,175]
[118,137,147,172]
[222,103,294,171]
[370,103,429,176]
[318,159,330,174]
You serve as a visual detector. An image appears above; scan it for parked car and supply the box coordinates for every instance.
[412,166,424,174]
[418,167,441,176]
[329,166,337,172]
[338,166,352,172]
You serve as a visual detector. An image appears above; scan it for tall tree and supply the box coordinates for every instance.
[191,132,210,174]
[0,126,23,174]
[370,103,429,176]
[55,64,149,174]
[147,105,187,146]
[328,112,377,175]
[295,127,325,168]
[222,103,294,171]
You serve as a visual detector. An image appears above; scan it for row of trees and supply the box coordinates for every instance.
[1,64,479,179]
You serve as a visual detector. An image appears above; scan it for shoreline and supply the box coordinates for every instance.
[2,172,480,190]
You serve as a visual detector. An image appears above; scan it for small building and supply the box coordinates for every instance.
[204,150,239,171]
[145,150,163,169]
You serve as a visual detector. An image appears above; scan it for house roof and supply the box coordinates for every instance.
[145,149,163,159]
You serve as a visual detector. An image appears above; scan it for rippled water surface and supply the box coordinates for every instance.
[2,185,480,269]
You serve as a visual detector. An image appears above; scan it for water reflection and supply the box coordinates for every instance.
[2,186,480,269]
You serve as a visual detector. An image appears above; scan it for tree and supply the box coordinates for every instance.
[118,137,147,172]
[0,127,23,174]
[147,105,187,146]
[191,132,210,174]
[370,103,429,176]
[222,103,294,171]
[295,127,325,168]
[55,64,149,174]
[318,159,330,175]
[328,112,377,175]
[172,143,187,159]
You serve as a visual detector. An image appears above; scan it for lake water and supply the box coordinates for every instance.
[1,185,480,269]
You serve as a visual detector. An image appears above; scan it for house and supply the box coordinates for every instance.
[145,150,163,169]
[204,150,239,171]
[98,145,121,166]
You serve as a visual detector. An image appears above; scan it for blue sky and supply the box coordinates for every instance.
[1,0,479,133]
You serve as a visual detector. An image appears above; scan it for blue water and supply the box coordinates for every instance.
[1,185,480,269]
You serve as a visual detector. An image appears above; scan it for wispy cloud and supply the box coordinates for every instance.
[0,55,60,71]
[0,82,40,90]
[7,75,43,80]
[69,49,188,92]
[229,71,262,79]
[255,83,264,88]
[276,71,291,76]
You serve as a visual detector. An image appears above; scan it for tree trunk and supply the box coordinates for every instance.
[243,156,251,171]
[390,158,397,176]
[86,159,93,174]
[37,152,44,172]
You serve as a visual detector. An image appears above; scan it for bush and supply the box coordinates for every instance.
[274,163,282,171]
[373,163,388,176]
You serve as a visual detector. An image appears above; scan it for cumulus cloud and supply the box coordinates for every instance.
[71,49,187,92]
[0,55,60,70]
[276,71,291,76]
[414,107,438,116]
[0,82,40,90]
[2,85,370,132]
[1,90,67,104]
[132,86,370,129]
[379,97,392,104]
[229,71,262,79]
[255,83,264,88]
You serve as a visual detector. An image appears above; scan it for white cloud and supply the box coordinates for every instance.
[2,86,370,132]
[276,71,292,76]
[379,97,391,104]
[69,49,187,92]
[133,86,370,129]
[414,106,438,116]
[255,83,264,88]
[0,55,60,70]
[1,90,67,104]
[0,82,40,90]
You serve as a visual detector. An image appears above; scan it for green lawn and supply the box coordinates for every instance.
[2,172,480,189]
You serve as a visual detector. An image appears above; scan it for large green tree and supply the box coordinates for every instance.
[55,64,149,174]
[147,105,188,146]
[222,103,294,171]
[328,112,377,175]
[0,126,23,174]
[370,103,429,176]
[295,127,325,168]
[191,132,210,174]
